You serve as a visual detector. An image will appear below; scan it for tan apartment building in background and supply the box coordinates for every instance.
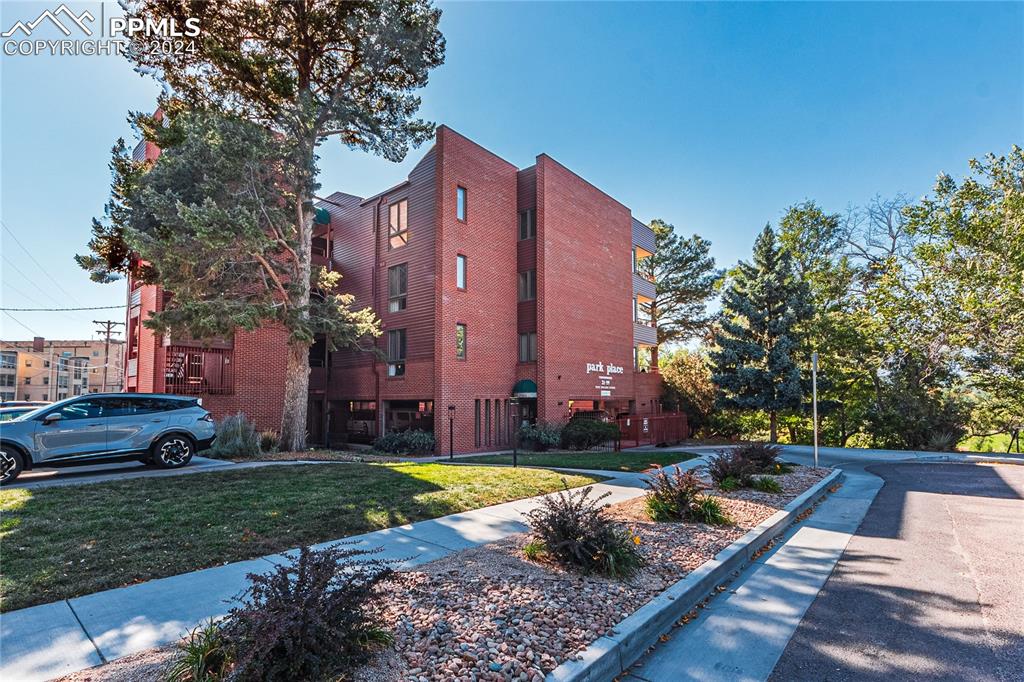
[0,337,125,403]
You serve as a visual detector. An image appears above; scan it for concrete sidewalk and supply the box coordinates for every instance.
[0,457,704,682]
[624,466,883,681]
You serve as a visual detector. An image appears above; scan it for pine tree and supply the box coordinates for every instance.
[94,0,445,450]
[636,219,721,349]
[711,224,813,442]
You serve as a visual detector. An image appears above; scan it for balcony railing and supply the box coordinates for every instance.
[164,346,234,395]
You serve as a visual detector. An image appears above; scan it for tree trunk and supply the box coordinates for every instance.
[278,167,315,451]
[769,411,778,443]
[280,338,311,451]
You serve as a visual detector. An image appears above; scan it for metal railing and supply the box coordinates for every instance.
[616,413,688,449]
[164,346,234,394]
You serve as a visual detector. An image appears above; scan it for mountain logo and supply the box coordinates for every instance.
[2,4,96,38]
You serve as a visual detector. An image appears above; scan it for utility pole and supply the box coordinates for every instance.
[93,320,125,393]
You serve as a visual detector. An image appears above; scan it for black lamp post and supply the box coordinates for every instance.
[509,397,520,468]
[448,405,456,460]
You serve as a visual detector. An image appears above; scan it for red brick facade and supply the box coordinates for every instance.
[125,126,667,450]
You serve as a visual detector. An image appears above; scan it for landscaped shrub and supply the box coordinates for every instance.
[560,419,621,451]
[733,442,782,472]
[525,483,643,577]
[751,476,783,493]
[224,545,394,681]
[206,413,261,459]
[517,422,563,451]
[707,450,758,486]
[372,429,436,456]
[165,619,233,682]
[259,430,280,453]
[691,496,730,525]
[643,465,730,524]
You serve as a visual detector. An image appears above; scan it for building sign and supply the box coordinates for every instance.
[586,361,623,397]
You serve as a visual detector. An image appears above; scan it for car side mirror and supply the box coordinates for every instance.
[43,413,62,425]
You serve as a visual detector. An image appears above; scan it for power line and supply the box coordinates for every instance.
[0,281,50,309]
[0,305,126,311]
[1,253,68,308]
[1,220,85,306]
[2,311,39,337]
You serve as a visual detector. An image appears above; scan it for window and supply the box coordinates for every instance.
[388,263,408,312]
[387,329,406,377]
[456,186,467,221]
[24,377,31,385]
[519,332,537,362]
[388,199,408,249]
[455,323,467,359]
[518,270,536,301]
[635,296,654,326]
[456,254,466,290]
[25,359,32,367]
[495,399,502,446]
[92,350,100,357]
[0,374,14,387]
[0,353,15,369]
[309,336,330,368]
[518,209,536,240]
[43,360,50,368]
[43,376,49,385]
[485,400,491,446]
[474,399,481,447]
[51,399,103,421]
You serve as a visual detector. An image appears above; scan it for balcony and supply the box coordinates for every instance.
[164,346,234,395]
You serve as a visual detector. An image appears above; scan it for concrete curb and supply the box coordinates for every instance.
[545,468,845,682]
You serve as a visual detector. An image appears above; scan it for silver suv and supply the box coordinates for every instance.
[0,394,216,484]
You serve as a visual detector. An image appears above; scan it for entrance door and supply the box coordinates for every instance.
[517,398,537,426]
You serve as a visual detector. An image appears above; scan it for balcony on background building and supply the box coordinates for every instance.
[164,345,234,395]
[311,235,332,268]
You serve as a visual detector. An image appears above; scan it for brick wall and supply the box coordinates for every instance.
[433,127,520,453]
[535,155,636,423]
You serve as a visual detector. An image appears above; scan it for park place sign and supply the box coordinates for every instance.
[586,361,624,397]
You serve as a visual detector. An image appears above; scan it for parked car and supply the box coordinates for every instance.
[0,406,40,422]
[0,400,50,409]
[0,394,216,484]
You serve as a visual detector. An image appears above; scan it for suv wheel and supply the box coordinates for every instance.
[152,435,194,469]
[1,447,24,484]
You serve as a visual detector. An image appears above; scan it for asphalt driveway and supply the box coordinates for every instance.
[8,455,233,489]
[770,463,1024,682]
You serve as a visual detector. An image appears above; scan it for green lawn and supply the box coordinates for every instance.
[457,450,699,472]
[0,463,601,612]
[959,433,1020,454]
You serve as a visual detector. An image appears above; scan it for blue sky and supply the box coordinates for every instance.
[2,1,1022,341]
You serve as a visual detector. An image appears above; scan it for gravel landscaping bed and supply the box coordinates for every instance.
[365,464,830,681]
[59,465,829,682]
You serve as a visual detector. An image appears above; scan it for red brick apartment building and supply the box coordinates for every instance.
[125,126,669,453]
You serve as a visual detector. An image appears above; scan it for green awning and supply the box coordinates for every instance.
[314,207,331,225]
[512,379,537,397]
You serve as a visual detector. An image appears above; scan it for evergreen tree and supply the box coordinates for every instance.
[637,219,721,349]
[87,0,445,450]
[711,224,813,442]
